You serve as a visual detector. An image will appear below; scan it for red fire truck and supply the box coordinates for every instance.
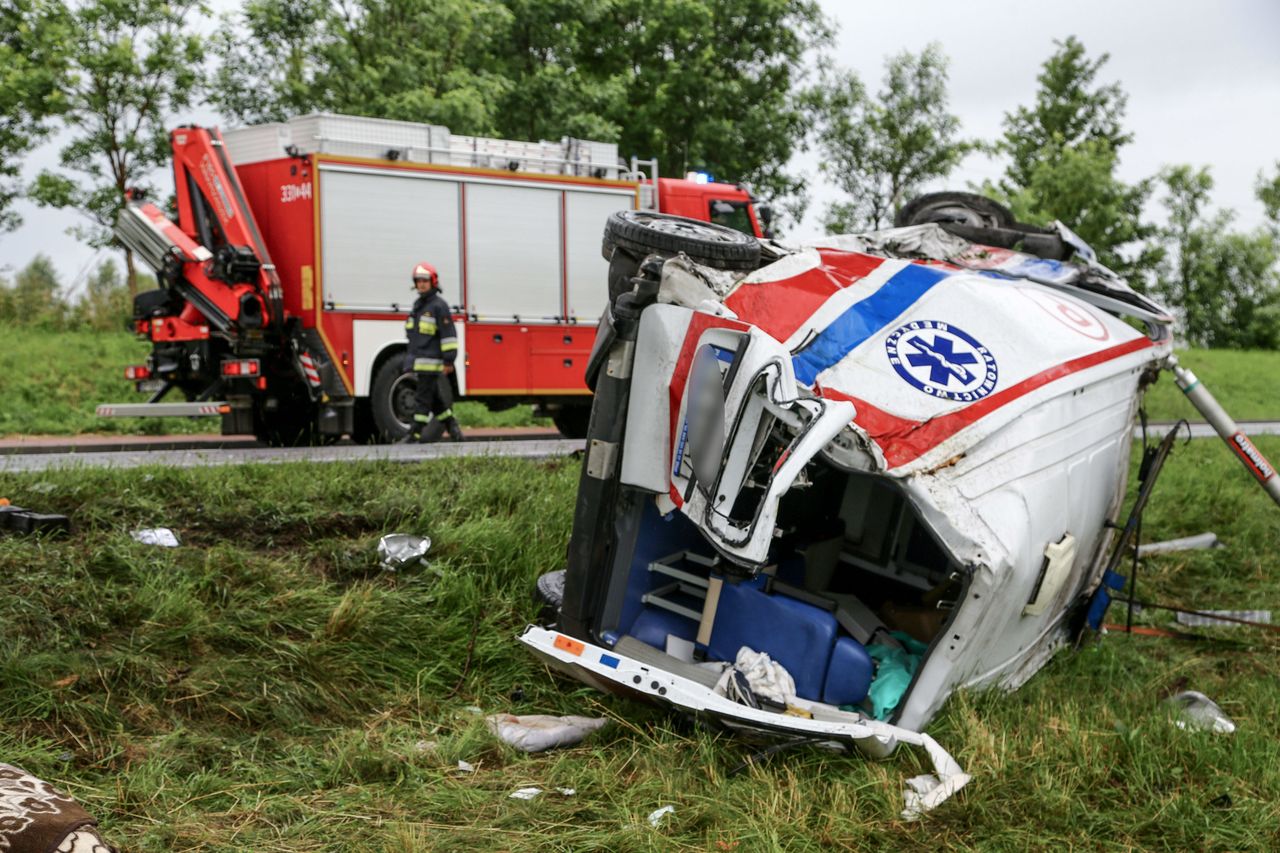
[105,113,768,442]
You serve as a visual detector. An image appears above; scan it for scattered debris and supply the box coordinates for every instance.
[456,760,475,773]
[509,787,543,800]
[462,705,484,716]
[413,740,437,754]
[0,506,70,537]
[1166,690,1236,734]
[1137,532,1222,556]
[131,527,181,547]
[556,787,576,796]
[1175,609,1271,628]
[377,533,431,570]
[902,772,972,821]
[647,805,676,827]
[486,713,608,753]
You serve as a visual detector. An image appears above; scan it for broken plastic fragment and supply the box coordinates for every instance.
[508,787,542,800]
[456,760,475,773]
[556,787,576,796]
[131,527,180,547]
[1166,690,1236,734]
[647,805,676,827]
[1174,609,1270,628]
[486,713,608,752]
[377,533,431,570]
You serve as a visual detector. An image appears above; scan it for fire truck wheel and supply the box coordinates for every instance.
[371,358,415,440]
[894,191,1014,230]
[551,404,591,439]
[605,210,760,271]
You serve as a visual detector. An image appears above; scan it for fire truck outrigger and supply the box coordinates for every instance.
[105,113,770,443]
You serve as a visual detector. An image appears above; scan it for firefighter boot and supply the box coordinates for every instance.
[418,419,446,443]
[397,431,420,444]
[445,418,464,442]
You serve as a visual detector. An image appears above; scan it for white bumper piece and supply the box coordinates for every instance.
[519,625,970,819]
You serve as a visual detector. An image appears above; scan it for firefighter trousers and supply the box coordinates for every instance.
[411,372,455,433]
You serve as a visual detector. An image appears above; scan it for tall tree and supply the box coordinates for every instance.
[29,0,206,297]
[992,36,1153,278]
[212,0,830,213]
[809,44,972,232]
[0,0,71,234]
[1257,162,1280,228]
[1152,165,1280,349]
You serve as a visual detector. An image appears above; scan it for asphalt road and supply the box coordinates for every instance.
[2,422,1277,474]
[0,438,584,473]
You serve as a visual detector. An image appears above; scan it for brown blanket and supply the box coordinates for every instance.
[0,764,113,853]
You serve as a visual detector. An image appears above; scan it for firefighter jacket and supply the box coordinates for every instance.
[405,290,458,373]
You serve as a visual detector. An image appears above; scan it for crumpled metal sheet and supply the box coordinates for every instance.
[377,533,431,570]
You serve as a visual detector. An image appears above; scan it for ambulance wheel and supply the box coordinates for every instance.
[371,359,415,441]
[895,192,1014,229]
[551,404,591,439]
[604,210,760,271]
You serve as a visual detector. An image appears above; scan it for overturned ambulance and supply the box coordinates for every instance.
[519,195,1279,816]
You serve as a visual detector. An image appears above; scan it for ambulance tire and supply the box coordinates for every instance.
[604,210,760,271]
[551,404,592,439]
[895,191,1014,230]
[371,359,414,441]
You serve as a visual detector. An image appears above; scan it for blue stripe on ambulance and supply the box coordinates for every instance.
[791,263,951,386]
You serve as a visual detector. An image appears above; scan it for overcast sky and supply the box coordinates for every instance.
[3,0,1278,290]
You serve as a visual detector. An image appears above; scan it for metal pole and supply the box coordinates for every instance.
[1169,357,1280,508]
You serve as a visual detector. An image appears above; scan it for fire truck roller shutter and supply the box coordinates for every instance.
[465,183,563,321]
[565,188,636,322]
[319,167,462,312]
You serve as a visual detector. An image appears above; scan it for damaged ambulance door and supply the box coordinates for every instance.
[670,324,855,569]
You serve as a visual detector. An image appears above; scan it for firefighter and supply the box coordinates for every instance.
[400,262,463,443]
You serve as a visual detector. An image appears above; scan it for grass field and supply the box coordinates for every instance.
[1141,348,1280,423]
[1,437,1278,850]
[2,331,1276,438]
[0,330,546,436]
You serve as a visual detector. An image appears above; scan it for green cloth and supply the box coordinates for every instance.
[866,631,929,720]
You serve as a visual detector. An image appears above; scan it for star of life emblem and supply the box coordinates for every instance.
[885,320,999,402]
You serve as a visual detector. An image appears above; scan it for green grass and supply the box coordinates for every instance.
[1142,348,1280,423]
[0,330,547,436]
[1,440,1278,850]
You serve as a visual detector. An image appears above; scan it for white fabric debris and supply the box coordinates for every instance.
[647,805,676,827]
[456,760,475,773]
[131,527,180,547]
[714,647,796,705]
[509,787,542,800]
[902,770,972,820]
[485,713,608,753]
[556,787,576,796]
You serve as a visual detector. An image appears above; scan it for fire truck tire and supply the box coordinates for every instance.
[604,210,760,271]
[371,359,415,441]
[895,191,1014,229]
[253,402,313,447]
[551,404,592,439]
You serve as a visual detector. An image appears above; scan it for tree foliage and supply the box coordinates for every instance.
[0,0,71,234]
[211,0,830,208]
[28,0,206,296]
[992,36,1153,278]
[1152,166,1280,349]
[809,44,972,232]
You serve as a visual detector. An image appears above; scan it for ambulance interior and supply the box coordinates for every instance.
[601,462,966,721]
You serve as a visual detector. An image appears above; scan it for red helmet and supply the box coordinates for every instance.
[411,261,438,285]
